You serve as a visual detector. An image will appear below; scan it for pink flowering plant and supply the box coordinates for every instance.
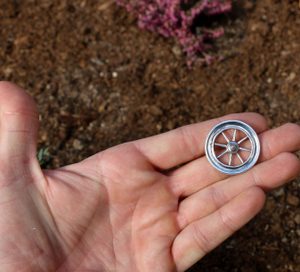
[116,0,232,66]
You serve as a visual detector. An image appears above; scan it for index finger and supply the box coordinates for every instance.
[133,113,268,170]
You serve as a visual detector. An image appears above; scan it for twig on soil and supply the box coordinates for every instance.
[98,0,114,11]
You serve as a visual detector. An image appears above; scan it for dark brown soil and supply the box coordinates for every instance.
[0,0,299,271]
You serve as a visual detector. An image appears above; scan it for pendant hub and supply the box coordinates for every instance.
[227,141,239,153]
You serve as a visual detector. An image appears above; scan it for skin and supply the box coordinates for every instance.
[0,81,299,272]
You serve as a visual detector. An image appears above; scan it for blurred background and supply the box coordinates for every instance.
[0,0,299,271]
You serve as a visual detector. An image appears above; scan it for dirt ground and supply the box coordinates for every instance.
[0,0,299,271]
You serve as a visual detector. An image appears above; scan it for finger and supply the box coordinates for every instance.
[259,123,300,161]
[133,113,267,170]
[170,123,300,197]
[0,81,39,166]
[177,152,300,229]
[173,187,265,272]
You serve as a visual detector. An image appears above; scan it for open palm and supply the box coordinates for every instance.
[0,82,299,272]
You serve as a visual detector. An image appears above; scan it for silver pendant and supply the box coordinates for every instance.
[205,120,260,175]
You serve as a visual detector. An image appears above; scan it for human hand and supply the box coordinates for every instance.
[0,82,299,272]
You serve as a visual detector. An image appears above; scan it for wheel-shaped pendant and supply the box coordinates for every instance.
[205,120,260,175]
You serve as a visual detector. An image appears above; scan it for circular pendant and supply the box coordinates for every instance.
[205,120,260,175]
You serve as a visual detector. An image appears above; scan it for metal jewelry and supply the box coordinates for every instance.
[205,120,260,175]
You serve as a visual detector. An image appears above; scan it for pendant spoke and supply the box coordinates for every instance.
[206,120,260,174]
[239,147,251,152]
[214,143,227,148]
[232,129,237,142]
[222,132,230,143]
[228,153,233,166]
[238,136,248,144]
[217,149,228,159]
[237,153,244,164]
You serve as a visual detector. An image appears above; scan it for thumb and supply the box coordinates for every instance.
[0,81,39,168]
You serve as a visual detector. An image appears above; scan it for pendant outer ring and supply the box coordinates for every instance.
[205,120,261,175]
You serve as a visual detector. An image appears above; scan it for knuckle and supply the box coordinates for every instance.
[177,211,189,229]
[218,209,237,233]
[278,152,297,162]
[228,112,267,127]
[177,126,198,160]
[278,152,300,173]
[208,186,226,210]
[191,223,211,254]
[284,123,300,139]
[261,133,273,159]
[250,168,263,186]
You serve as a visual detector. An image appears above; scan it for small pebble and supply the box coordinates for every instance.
[172,45,182,57]
[3,67,13,77]
[73,139,84,150]
[98,103,106,113]
[294,214,300,224]
[244,1,254,10]
[149,105,162,116]
[273,187,284,197]
[287,72,296,82]
[286,194,300,206]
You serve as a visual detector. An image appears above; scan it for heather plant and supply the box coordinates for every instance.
[116,0,232,66]
[37,147,51,167]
